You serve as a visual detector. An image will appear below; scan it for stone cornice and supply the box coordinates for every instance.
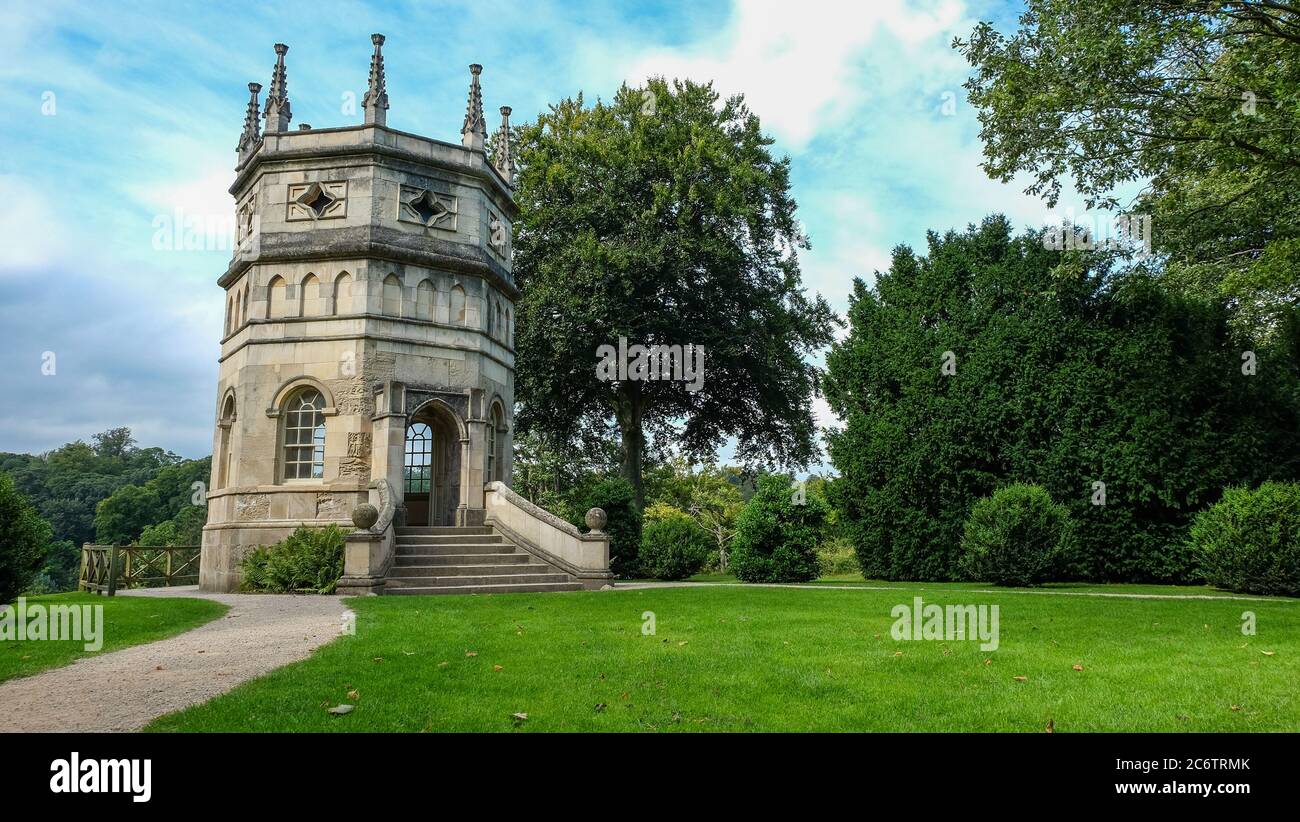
[219,226,518,299]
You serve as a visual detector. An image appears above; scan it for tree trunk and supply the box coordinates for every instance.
[614,390,646,513]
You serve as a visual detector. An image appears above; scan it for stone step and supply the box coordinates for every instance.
[395,534,503,545]
[386,572,575,588]
[388,562,551,577]
[395,526,493,535]
[393,553,532,566]
[395,543,516,556]
[384,581,585,596]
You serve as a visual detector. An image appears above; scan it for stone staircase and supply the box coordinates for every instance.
[383,525,583,595]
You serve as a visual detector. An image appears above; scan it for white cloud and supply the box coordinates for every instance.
[621,0,968,150]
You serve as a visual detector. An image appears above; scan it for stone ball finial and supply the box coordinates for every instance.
[274,43,288,55]
[372,33,386,46]
[352,503,379,530]
[585,508,608,533]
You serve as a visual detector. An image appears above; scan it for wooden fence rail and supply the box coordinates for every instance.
[79,544,201,595]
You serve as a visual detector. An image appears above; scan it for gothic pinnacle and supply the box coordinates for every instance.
[461,63,486,150]
[237,82,263,157]
[495,105,515,183]
[363,33,389,126]
[263,43,292,133]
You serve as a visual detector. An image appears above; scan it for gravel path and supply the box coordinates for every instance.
[0,587,350,732]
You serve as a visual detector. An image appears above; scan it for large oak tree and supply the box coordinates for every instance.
[510,79,836,509]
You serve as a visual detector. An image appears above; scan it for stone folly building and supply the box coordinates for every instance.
[200,36,611,595]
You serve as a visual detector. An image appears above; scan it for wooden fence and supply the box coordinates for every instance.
[79,544,201,595]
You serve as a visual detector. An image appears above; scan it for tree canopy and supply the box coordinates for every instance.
[956,0,1300,333]
[511,77,837,508]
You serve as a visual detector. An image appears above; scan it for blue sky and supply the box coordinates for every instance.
[0,0,1071,462]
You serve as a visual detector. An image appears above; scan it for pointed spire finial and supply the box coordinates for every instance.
[237,82,263,158]
[363,33,389,126]
[263,43,292,133]
[494,105,515,184]
[461,63,487,150]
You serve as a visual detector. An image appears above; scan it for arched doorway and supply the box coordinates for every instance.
[403,403,462,526]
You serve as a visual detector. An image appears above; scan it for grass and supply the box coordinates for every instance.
[679,573,1265,597]
[148,584,1299,732]
[0,592,228,683]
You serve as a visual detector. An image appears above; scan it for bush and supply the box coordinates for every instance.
[730,474,827,583]
[639,509,711,580]
[1190,482,1300,597]
[582,477,642,578]
[959,484,1072,587]
[0,472,52,603]
[239,525,347,594]
[816,537,861,577]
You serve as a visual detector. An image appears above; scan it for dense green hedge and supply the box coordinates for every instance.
[824,216,1300,583]
[1191,482,1300,597]
[639,509,711,580]
[731,474,826,583]
[960,484,1072,586]
[582,478,641,578]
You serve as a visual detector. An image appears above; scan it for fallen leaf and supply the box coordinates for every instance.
[1261,650,1276,656]
[894,651,904,657]
[465,651,478,657]
[493,664,503,672]
[984,659,992,666]
[437,661,449,667]
[347,689,359,701]
[1013,675,1028,682]
[594,703,606,712]
[1231,705,1241,712]
[1044,719,1055,733]
[671,712,681,722]
[327,704,354,716]
[511,712,528,723]
[1072,664,1084,672]
[403,651,415,656]
[372,657,383,663]
[677,641,689,647]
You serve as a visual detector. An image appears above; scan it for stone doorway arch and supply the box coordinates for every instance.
[403,400,463,526]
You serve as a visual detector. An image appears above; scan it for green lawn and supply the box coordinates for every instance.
[149,585,1298,732]
[678,573,1264,597]
[0,592,228,683]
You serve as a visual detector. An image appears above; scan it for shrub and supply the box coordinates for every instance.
[730,474,827,583]
[0,472,52,603]
[1190,482,1300,597]
[639,509,711,580]
[582,478,642,578]
[239,525,347,594]
[959,484,1072,587]
[816,537,861,577]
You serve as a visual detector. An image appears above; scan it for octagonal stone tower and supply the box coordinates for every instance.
[200,36,521,591]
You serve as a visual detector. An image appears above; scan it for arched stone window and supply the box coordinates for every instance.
[416,279,434,320]
[333,272,353,315]
[268,275,288,318]
[486,401,506,483]
[383,274,403,317]
[282,388,326,480]
[505,306,512,346]
[241,287,249,326]
[301,273,323,317]
[217,393,236,489]
[450,284,467,326]
[494,300,503,341]
[226,295,234,336]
